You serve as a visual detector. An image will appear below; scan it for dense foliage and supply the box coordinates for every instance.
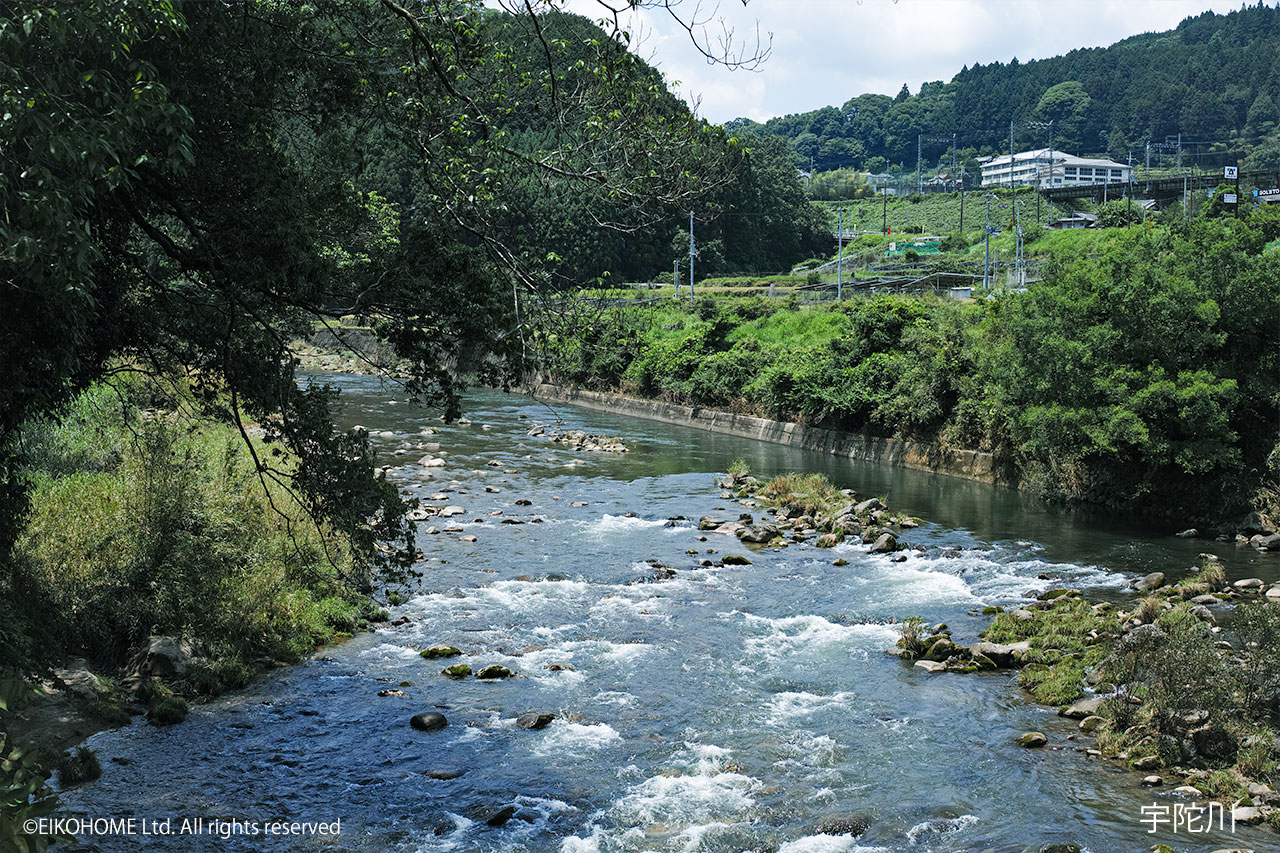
[736,3,1280,174]
[0,0,818,687]
[545,210,1280,520]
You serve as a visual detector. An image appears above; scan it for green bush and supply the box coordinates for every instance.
[55,748,101,787]
[11,384,364,674]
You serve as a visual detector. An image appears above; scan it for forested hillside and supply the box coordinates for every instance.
[739,3,1280,175]
[356,9,830,284]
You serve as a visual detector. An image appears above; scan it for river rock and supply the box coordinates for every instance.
[1131,572,1165,592]
[737,524,779,544]
[854,498,882,514]
[128,636,196,679]
[439,506,465,517]
[914,660,946,674]
[814,533,841,548]
[969,642,1019,667]
[425,769,465,780]
[697,516,725,530]
[56,659,113,701]
[1231,805,1263,825]
[419,456,446,467]
[475,665,515,680]
[814,813,870,837]
[486,805,517,827]
[1240,511,1273,535]
[1191,723,1236,761]
[1253,532,1280,550]
[410,712,447,731]
[1060,697,1104,719]
[1078,715,1106,733]
[442,664,471,678]
[516,712,555,730]
[1233,577,1264,591]
[1131,754,1161,771]
[1142,775,1163,786]
[869,532,899,554]
[420,646,462,659]
[1017,732,1047,748]
[721,554,752,566]
[1175,528,1198,538]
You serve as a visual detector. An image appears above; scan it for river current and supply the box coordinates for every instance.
[59,373,1280,852]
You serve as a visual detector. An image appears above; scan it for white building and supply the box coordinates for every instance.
[980,148,1131,189]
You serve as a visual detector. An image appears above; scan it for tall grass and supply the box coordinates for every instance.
[10,380,368,687]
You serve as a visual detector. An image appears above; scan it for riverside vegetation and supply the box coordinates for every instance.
[0,376,389,849]
[893,561,1280,830]
[542,210,1280,527]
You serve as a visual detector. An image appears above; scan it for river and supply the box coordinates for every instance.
[58,372,1280,852]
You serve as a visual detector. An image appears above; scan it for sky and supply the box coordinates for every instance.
[556,0,1251,124]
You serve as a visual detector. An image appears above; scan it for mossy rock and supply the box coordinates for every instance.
[832,558,849,566]
[475,665,515,680]
[148,696,189,726]
[721,554,752,566]
[971,652,997,670]
[442,664,472,679]
[923,638,959,662]
[981,605,1004,615]
[1017,731,1048,748]
[420,646,462,659]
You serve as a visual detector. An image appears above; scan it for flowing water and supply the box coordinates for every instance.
[59,373,1280,853]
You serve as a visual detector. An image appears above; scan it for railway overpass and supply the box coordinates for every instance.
[1041,168,1280,204]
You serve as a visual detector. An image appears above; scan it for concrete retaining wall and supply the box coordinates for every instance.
[532,384,1012,486]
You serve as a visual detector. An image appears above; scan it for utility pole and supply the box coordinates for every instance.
[917,134,923,195]
[983,194,991,289]
[674,259,679,296]
[1009,119,1015,187]
[837,206,844,301]
[882,193,888,234]
[1126,152,1134,226]
[951,132,957,187]
[959,170,965,233]
[688,211,695,298]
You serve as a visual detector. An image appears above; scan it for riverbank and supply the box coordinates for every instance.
[532,382,1005,484]
[0,378,388,797]
[891,557,1280,832]
[536,222,1280,528]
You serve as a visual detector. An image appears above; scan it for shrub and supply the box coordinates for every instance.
[897,617,928,658]
[148,696,189,726]
[13,383,364,676]
[55,748,101,787]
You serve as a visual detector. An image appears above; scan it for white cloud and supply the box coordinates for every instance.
[555,0,1249,123]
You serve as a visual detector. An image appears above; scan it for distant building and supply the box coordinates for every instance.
[867,173,906,196]
[980,149,1131,189]
[1049,211,1098,229]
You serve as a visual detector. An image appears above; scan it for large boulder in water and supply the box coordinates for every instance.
[814,813,870,837]
[736,524,779,544]
[869,532,899,554]
[410,712,447,731]
[697,516,725,531]
[1131,572,1165,592]
[516,712,555,730]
